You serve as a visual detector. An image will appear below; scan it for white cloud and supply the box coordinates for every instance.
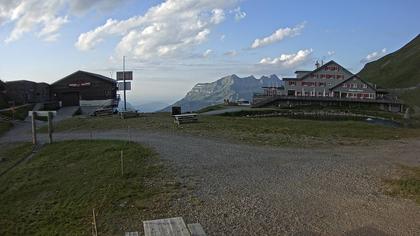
[203,49,212,57]
[224,50,237,57]
[0,0,125,43]
[231,7,246,21]
[327,50,335,56]
[210,9,225,24]
[220,34,226,41]
[259,49,313,67]
[75,0,239,60]
[251,22,306,49]
[361,48,387,63]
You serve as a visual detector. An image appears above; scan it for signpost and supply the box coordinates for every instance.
[28,111,57,144]
[116,57,133,111]
[117,82,131,91]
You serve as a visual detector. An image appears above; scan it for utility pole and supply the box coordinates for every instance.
[123,56,127,111]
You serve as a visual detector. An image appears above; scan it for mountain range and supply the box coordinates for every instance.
[163,74,283,112]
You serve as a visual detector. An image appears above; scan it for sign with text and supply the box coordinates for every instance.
[116,71,133,81]
[68,82,91,87]
[117,82,131,91]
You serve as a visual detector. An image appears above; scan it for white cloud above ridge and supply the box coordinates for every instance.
[75,0,239,61]
[251,22,306,49]
[361,48,387,63]
[259,49,313,67]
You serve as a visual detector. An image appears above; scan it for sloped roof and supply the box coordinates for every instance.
[293,60,354,81]
[330,75,377,91]
[52,70,116,85]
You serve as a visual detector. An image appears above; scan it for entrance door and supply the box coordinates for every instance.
[287,90,295,96]
[61,92,80,106]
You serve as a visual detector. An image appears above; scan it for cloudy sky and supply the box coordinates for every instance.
[1,0,419,106]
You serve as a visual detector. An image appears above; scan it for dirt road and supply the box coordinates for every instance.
[1,122,419,235]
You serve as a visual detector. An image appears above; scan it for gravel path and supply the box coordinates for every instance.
[1,122,420,235]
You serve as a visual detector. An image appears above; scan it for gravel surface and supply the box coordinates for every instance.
[1,122,420,235]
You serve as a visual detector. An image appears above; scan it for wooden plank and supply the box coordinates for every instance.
[28,111,57,117]
[143,217,190,236]
[187,223,206,236]
[125,232,139,236]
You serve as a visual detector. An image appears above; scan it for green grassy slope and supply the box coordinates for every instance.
[0,121,12,136]
[0,140,178,235]
[0,143,33,174]
[358,34,420,88]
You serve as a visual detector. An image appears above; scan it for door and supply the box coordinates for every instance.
[61,92,80,106]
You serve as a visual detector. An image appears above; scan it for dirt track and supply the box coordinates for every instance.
[1,123,419,235]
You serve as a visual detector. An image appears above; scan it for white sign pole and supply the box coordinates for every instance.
[123,56,126,111]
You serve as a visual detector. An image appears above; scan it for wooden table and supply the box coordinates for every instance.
[143,217,206,236]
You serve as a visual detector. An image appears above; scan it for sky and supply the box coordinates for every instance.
[0,0,419,107]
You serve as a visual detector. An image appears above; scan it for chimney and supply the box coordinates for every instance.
[315,60,320,69]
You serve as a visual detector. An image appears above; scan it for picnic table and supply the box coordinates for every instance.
[126,217,206,236]
[173,113,198,125]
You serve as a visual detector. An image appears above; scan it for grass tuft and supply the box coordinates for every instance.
[385,166,420,204]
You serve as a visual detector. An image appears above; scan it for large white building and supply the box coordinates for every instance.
[282,60,377,99]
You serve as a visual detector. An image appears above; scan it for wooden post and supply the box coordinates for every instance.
[120,150,124,176]
[31,112,37,145]
[47,112,53,144]
[92,208,98,236]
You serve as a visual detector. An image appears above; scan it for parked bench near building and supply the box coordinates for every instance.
[173,113,198,125]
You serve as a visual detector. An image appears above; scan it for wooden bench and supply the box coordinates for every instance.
[93,108,113,116]
[120,111,140,119]
[173,113,198,125]
[142,217,206,236]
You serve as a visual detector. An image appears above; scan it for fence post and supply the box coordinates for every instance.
[31,112,37,145]
[120,150,124,176]
[47,112,53,144]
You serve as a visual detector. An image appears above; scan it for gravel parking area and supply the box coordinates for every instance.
[1,123,419,235]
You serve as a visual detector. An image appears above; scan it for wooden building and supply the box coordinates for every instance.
[51,71,117,107]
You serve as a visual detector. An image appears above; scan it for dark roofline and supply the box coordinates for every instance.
[329,75,377,91]
[52,70,116,85]
[295,70,311,73]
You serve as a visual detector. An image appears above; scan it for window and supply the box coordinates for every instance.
[363,84,368,88]
[289,81,296,86]
[319,82,326,87]
[342,83,347,88]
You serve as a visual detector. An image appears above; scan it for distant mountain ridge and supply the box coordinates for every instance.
[358,34,420,88]
[163,74,283,112]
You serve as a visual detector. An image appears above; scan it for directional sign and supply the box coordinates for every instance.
[117,82,131,91]
[116,71,133,81]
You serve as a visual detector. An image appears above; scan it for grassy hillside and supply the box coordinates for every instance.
[0,142,33,174]
[0,121,12,136]
[358,34,420,88]
[0,140,178,235]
